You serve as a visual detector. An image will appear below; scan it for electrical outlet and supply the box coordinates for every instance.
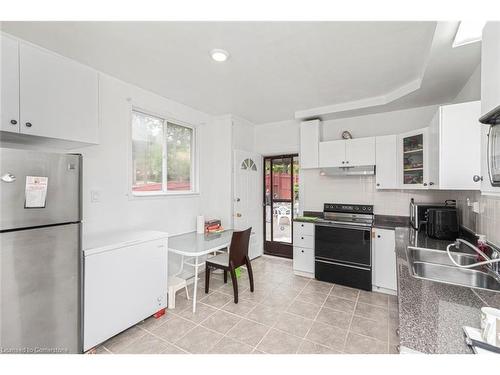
[472,201,480,214]
[90,190,101,203]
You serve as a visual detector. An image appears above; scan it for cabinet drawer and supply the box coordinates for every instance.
[293,233,314,248]
[293,247,314,273]
[293,222,315,237]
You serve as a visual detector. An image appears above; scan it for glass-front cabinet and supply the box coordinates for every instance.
[399,128,430,189]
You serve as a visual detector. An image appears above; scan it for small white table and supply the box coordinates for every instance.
[168,230,233,312]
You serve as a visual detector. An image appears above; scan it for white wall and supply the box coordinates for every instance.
[321,104,438,141]
[200,115,233,228]
[255,104,448,216]
[254,120,300,155]
[73,74,227,242]
[232,115,256,152]
[453,64,481,103]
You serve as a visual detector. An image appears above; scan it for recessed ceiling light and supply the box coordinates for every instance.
[453,21,486,48]
[210,49,229,62]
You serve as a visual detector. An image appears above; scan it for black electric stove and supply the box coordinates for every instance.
[315,203,374,291]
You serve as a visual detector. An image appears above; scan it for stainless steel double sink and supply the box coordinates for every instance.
[406,245,500,292]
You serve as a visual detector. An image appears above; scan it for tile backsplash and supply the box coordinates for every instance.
[301,171,478,216]
[301,171,500,246]
[457,192,500,248]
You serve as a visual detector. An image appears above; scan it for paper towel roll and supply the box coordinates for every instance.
[196,215,205,234]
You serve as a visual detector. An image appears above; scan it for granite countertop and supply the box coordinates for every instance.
[373,215,409,230]
[295,213,410,229]
[395,227,500,354]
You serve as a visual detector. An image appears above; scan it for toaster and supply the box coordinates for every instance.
[426,207,459,240]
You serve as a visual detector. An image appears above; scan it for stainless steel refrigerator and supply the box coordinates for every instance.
[0,147,82,354]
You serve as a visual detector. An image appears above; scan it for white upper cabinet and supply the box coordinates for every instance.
[434,101,481,190]
[19,42,99,144]
[481,22,500,116]
[319,139,345,167]
[319,136,375,168]
[300,120,320,169]
[1,34,20,133]
[345,137,375,166]
[375,135,398,189]
[399,127,430,189]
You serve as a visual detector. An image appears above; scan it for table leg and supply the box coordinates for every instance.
[192,256,199,313]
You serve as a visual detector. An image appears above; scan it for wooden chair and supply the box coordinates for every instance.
[204,228,254,303]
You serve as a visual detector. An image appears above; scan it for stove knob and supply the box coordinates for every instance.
[362,207,366,211]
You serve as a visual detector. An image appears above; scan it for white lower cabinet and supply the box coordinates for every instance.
[372,228,397,294]
[293,247,314,274]
[293,222,314,277]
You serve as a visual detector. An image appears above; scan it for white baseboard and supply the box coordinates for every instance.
[372,285,397,296]
[293,270,314,278]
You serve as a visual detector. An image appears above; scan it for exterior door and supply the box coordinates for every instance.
[263,155,299,258]
[233,150,263,259]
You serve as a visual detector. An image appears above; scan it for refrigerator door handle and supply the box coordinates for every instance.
[1,173,16,183]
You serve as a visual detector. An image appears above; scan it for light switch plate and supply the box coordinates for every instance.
[90,190,101,203]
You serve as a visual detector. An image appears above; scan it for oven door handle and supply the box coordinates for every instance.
[315,222,371,231]
[315,258,371,271]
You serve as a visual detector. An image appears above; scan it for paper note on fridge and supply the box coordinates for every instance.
[25,176,48,208]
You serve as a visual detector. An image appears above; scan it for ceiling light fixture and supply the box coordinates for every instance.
[210,49,229,62]
[453,21,486,48]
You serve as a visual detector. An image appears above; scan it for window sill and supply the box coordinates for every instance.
[129,191,200,200]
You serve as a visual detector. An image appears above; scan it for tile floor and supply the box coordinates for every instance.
[92,256,400,354]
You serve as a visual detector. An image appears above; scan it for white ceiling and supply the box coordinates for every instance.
[1,21,480,124]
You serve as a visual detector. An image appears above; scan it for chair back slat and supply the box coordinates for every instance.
[229,227,252,267]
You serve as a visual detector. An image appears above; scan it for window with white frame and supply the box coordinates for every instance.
[131,110,196,195]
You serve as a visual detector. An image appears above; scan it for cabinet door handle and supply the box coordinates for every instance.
[473,175,483,182]
[10,119,17,125]
[346,161,349,164]
[377,235,381,238]
[342,161,345,164]
[25,122,32,128]
[301,250,304,253]
[376,183,380,187]
[423,182,428,186]
[429,182,434,186]
[301,237,304,240]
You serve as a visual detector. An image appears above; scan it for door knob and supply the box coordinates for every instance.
[473,175,483,182]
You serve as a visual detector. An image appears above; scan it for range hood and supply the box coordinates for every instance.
[320,165,375,176]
